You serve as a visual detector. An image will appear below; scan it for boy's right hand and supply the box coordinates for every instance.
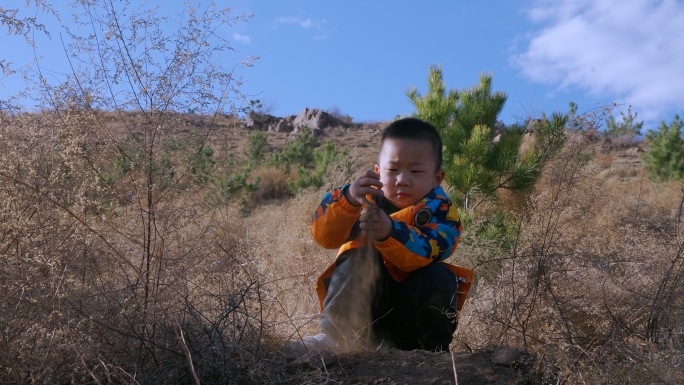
[345,170,384,207]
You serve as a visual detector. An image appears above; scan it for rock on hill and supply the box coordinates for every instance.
[245,107,356,135]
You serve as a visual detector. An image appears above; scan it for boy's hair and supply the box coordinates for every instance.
[380,117,443,171]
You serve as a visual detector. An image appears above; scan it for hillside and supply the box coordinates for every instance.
[1,110,683,384]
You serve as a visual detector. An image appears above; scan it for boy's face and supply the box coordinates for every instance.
[375,137,445,209]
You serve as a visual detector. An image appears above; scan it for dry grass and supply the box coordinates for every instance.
[456,133,684,383]
[2,110,683,383]
[0,111,307,384]
[241,190,334,338]
[251,166,294,204]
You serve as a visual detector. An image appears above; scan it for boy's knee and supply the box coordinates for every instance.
[408,263,459,340]
[407,262,458,298]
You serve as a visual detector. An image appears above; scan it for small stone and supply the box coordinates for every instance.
[491,346,520,366]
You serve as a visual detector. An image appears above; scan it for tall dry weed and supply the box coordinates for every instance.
[0,109,307,384]
[1,109,105,383]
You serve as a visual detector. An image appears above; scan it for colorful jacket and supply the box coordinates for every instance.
[311,184,474,312]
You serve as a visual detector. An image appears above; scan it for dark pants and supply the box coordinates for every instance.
[320,248,458,352]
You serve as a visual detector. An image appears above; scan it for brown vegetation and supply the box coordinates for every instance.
[457,132,684,383]
[1,109,683,384]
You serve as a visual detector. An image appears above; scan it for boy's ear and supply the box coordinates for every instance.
[433,169,445,188]
[374,164,379,173]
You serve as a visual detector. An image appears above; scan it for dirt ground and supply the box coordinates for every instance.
[290,348,535,384]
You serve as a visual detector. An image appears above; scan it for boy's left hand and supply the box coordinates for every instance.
[359,203,392,241]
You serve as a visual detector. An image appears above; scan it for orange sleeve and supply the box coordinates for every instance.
[311,185,362,249]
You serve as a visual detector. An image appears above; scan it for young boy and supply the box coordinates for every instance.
[291,117,472,357]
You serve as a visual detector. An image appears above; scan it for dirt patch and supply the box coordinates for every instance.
[296,349,535,384]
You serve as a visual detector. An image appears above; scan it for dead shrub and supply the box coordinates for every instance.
[0,110,311,384]
[251,166,293,204]
[456,128,684,382]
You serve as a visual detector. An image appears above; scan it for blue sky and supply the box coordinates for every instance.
[2,0,683,128]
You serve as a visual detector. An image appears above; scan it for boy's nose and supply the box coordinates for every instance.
[395,172,409,185]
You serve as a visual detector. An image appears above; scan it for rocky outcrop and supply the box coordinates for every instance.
[272,116,295,133]
[245,108,351,135]
[293,107,349,131]
[245,111,279,130]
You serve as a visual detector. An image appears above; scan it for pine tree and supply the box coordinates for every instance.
[407,66,550,211]
[604,106,643,142]
[645,115,684,181]
[407,65,459,134]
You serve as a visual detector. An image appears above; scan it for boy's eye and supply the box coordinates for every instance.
[412,170,424,174]
[386,168,397,172]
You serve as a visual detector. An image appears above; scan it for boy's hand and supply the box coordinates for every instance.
[345,170,384,207]
[345,170,392,241]
[359,204,393,241]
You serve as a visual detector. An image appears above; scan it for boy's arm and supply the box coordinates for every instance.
[375,196,462,272]
[311,185,362,249]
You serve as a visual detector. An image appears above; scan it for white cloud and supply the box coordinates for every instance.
[273,16,314,29]
[272,16,328,39]
[515,0,684,121]
[232,33,251,45]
